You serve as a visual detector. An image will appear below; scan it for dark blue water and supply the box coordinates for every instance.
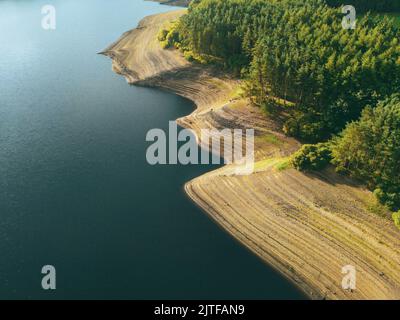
[0,0,305,299]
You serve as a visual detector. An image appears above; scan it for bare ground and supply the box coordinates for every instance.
[102,9,400,299]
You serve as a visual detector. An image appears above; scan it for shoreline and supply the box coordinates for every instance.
[102,8,400,300]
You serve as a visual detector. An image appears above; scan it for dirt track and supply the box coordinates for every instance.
[102,9,400,300]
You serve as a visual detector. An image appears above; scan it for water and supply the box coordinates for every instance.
[0,0,305,299]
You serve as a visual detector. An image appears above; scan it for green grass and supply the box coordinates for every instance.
[393,211,400,230]
[229,86,245,100]
[254,158,279,171]
[276,158,292,171]
[253,157,292,172]
[363,194,392,218]
[263,134,282,146]
[256,133,285,147]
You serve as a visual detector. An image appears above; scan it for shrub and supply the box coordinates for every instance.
[157,29,168,42]
[283,113,327,142]
[374,188,400,213]
[183,51,195,61]
[157,21,181,49]
[291,143,332,171]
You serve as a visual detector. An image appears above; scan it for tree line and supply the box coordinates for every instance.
[184,0,400,12]
[326,0,400,13]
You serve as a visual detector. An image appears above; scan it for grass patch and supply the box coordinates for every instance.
[364,194,392,219]
[230,86,245,100]
[393,211,400,230]
[207,78,230,89]
[275,158,292,171]
[254,158,280,171]
[254,157,292,172]
[228,99,248,110]
[256,133,285,147]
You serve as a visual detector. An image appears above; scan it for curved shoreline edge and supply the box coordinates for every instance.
[101,9,400,300]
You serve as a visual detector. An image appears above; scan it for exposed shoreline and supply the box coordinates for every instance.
[101,9,400,300]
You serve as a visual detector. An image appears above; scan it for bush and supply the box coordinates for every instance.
[165,29,180,48]
[157,21,181,49]
[291,143,332,171]
[283,117,299,137]
[157,29,168,42]
[183,51,195,62]
[374,188,400,212]
[283,113,327,143]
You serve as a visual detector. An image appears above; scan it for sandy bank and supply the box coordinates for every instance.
[102,9,400,300]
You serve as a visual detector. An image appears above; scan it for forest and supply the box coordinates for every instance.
[158,0,400,219]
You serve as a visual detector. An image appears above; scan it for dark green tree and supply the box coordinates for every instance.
[331,94,400,210]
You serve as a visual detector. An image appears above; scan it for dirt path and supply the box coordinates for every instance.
[102,9,400,300]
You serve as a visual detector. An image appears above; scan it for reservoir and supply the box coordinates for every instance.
[0,0,304,299]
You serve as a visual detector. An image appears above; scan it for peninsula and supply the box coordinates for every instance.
[101,5,400,300]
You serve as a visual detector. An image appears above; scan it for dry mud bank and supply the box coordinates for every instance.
[102,10,400,300]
